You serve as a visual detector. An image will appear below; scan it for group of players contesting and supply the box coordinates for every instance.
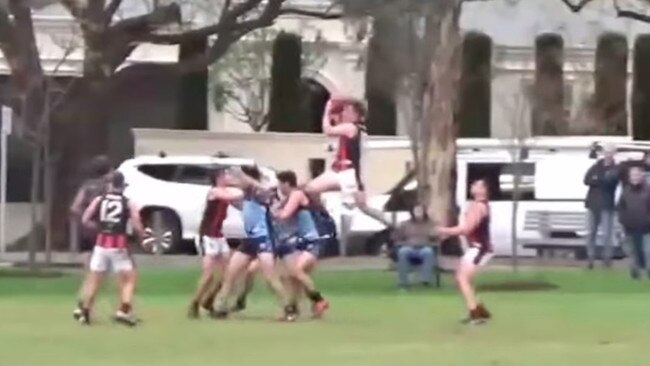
[68,96,495,327]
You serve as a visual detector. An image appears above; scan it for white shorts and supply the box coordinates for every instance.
[461,247,494,268]
[89,246,134,273]
[195,236,230,257]
[336,169,360,208]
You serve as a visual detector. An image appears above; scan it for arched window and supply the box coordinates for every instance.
[458,32,492,138]
[533,33,565,135]
[593,33,628,135]
[633,34,650,139]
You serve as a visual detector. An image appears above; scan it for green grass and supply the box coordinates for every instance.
[1,268,650,366]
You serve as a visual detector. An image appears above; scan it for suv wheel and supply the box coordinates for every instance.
[142,209,182,254]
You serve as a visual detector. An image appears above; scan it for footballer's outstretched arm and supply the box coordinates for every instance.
[228,167,266,191]
[321,98,356,138]
[437,203,488,238]
[274,190,308,221]
[208,186,245,202]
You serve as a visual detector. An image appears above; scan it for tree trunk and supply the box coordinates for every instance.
[50,81,109,249]
[28,141,41,271]
[421,0,463,225]
[510,149,521,273]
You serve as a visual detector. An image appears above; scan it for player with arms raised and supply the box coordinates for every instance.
[76,172,146,327]
[305,97,391,227]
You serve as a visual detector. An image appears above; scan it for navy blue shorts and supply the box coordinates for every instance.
[238,236,274,258]
[296,239,321,258]
[274,243,296,259]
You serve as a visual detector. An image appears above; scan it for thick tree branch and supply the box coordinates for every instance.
[219,0,233,22]
[279,7,342,19]
[104,0,123,20]
[178,0,284,73]
[228,0,264,21]
[613,0,650,23]
[110,3,181,32]
[60,0,85,19]
[559,0,595,12]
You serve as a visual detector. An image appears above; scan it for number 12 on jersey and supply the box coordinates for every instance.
[100,199,124,223]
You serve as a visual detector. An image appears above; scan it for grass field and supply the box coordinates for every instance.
[1,267,650,366]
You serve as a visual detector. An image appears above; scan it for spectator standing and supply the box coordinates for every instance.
[583,143,620,269]
[391,205,437,289]
[617,166,650,279]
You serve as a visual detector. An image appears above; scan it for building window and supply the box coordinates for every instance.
[458,32,492,138]
[594,33,628,135]
[533,33,565,135]
[633,34,650,139]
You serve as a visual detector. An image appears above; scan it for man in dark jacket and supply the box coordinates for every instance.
[618,166,650,279]
[583,143,620,269]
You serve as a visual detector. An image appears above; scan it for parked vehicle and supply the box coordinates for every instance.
[322,136,636,257]
[117,155,277,253]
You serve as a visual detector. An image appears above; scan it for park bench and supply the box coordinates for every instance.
[518,210,624,260]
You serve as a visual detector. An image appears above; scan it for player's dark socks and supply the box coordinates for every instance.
[77,307,91,325]
[306,290,324,303]
[188,301,200,319]
[120,303,132,314]
[231,295,247,313]
[475,304,491,319]
[201,282,221,311]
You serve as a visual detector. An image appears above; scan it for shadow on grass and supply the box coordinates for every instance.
[477,280,559,292]
[0,268,67,278]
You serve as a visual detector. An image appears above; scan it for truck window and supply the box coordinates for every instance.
[466,163,535,201]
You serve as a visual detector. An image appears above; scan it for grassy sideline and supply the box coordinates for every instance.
[0,268,649,366]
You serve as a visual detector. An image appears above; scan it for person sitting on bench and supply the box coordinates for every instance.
[391,205,437,289]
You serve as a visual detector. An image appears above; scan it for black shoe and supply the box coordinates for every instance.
[230,297,247,313]
[113,311,139,327]
[282,304,299,322]
[210,310,229,319]
[76,308,91,325]
[631,269,640,280]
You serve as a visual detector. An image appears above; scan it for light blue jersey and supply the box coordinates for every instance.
[242,198,270,239]
[297,209,319,241]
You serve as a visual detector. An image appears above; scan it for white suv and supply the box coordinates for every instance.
[117,155,277,253]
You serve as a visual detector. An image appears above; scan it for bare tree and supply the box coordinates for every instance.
[419,0,464,224]
[498,82,532,272]
[561,0,650,24]
[0,0,343,248]
[210,27,326,131]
